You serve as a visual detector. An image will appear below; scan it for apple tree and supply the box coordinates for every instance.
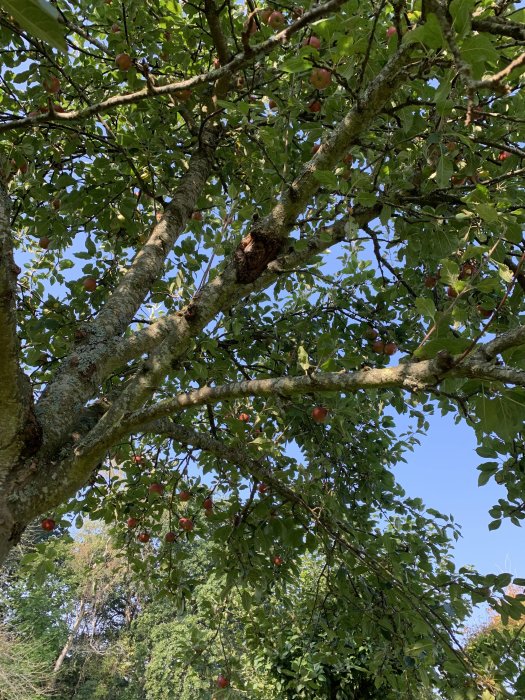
[1,0,525,694]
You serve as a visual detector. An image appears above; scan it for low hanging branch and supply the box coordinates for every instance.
[115,341,525,435]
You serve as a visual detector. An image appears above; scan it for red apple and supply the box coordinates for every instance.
[149,483,164,495]
[273,555,283,566]
[459,261,477,280]
[310,68,332,90]
[238,412,250,422]
[39,236,50,249]
[268,11,285,29]
[364,327,378,341]
[52,198,61,210]
[216,675,230,689]
[41,518,56,531]
[450,175,466,187]
[111,23,120,33]
[203,497,213,510]
[83,277,97,292]
[447,286,458,298]
[311,144,321,154]
[477,305,493,319]
[137,532,150,543]
[259,8,272,23]
[127,517,138,528]
[384,342,397,356]
[178,490,192,502]
[372,340,385,354]
[302,35,321,49]
[43,76,60,94]
[292,6,304,18]
[311,406,328,423]
[258,483,269,494]
[191,211,203,221]
[213,57,220,68]
[424,275,438,289]
[308,99,321,113]
[179,517,194,531]
[268,99,277,109]
[386,26,397,38]
[115,53,132,71]
[165,531,176,542]
[498,151,511,161]
[132,454,143,464]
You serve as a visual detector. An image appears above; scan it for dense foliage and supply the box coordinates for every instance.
[1,0,525,696]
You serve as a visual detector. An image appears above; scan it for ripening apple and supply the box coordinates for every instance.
[43,76,61,94]
[165,531,176,542]
[149,482,164,495]
[342,153,353,165]
[191,211,203,221]
[268,99,277,109]
[477,305,492,319]
[259,8,272,23]
[39,236,50,249]
[41,518,56,531]
[216,675,230,689]
[132,454,143,464]
[447,286,458,298]
[179,517,194,531]
[178,490,191,502]
[203,497,213,510]
[450,175,466,187]
[111,22,120,32]
[302,35,321,49]
[52,197,61,210]
[137,532,150,543]
[310,68,332,90]
[498,151,511,161]
[238,412,250,422]
[115,53,132,71]
[384,342,397,356]
[127,517,138,528]
[311,144,320,154]
[308,99,322,113]
[258,483,269,494]
[268,11,285,28]
[424,275,438,289]
[273,555,283,566]
[364,327,378,341]
[386,26,397,38]
[311,406,328,423]
[82,277,97,293]
[372,339,385,354]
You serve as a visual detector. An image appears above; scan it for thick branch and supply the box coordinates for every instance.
[35,127,220,453]
[0,182,28,476]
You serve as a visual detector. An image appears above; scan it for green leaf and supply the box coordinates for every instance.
[403,14,444,49]
[488,519,502,531]
[435,155,453,189]
[0,0,67,52]
[415,297,435,320]
[297,345,310,372]
[280,56,311,74]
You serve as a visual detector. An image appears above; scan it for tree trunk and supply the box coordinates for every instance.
[53,598,86,673]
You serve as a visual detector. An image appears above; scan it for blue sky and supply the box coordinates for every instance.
[395,411,523,580]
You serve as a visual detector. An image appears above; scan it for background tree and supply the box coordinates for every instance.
[1,0,525,695]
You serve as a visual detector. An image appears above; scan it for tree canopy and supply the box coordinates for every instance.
[1,0,525,695]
